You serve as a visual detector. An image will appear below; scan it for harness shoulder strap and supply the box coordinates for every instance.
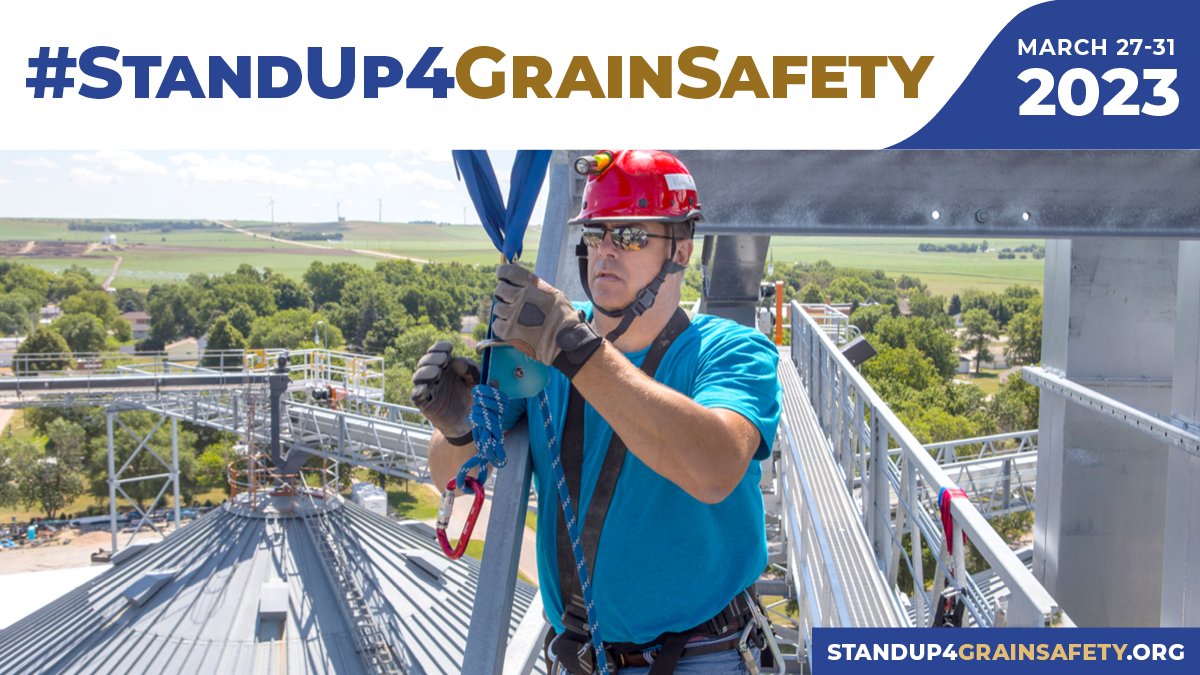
[555,308,691,641]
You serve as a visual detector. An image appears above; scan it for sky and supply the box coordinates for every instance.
[0,150,546,225]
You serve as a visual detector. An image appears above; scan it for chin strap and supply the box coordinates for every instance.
[575,236,686,343]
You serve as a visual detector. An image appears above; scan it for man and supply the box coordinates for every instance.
[413,150,781,673]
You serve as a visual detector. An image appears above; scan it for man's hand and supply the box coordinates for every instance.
[492,263,603,378]
[411,341,479,444]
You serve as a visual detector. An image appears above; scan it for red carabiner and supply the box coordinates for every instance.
[436,476,484,560]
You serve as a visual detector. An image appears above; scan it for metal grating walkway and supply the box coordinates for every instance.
[776,355,908,629]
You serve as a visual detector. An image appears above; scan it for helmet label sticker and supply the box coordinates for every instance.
[664,173,695,191]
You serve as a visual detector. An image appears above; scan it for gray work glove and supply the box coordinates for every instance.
[410,341,479,445]
[492,263,603,379]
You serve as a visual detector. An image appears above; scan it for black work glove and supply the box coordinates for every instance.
[491,263,603,379]
[410,341,479,445]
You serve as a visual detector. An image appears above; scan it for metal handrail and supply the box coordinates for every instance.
[1023,366,1200,459]
[790,300,1069,628]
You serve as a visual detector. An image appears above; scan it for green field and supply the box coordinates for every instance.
[1,218,1044,295]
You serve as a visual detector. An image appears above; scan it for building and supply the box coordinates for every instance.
[122,311,151,340]
[164,337,199,361]
[0,336,25,368]
[38,303,61,325]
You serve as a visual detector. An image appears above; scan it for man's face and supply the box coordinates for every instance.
[585,222,687,310]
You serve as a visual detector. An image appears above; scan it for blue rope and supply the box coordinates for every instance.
[454,385,509,494]
[539,392,611,674]
[459,386,610,672]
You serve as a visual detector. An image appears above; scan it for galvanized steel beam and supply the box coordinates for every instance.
[674,151,1200,238]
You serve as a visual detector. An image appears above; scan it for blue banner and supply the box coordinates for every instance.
[895,0,1197,149]
[813,628,1199,674]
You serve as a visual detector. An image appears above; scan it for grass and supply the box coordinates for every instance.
[768,236,1044,296]
[2,218,1043,296]
[0,487,228,522]
[525,510,537,531]
[385,482,441,521]
[954,368,1008,396]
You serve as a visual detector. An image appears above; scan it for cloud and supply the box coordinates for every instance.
[69,167,119,185]
[418,199,440,210]
[71,150,167,176]
[335,162,374,184]
[0,175,11,185]
[170,152,311,189]
[13,157,58,169]
[388,150,453,165]
[372,161,454,190]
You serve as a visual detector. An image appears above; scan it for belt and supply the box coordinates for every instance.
[607,633,743,668]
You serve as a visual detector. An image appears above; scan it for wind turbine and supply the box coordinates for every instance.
[336,200,342,221]
[268,196,277,224]
[378,197,382,223]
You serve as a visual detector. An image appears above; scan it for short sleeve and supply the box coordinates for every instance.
[691,326,782,461]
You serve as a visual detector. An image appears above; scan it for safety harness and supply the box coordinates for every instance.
[546,308,773,674]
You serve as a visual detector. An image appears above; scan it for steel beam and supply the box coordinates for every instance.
[674,151,1200,238]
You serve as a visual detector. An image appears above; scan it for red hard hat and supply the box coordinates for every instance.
[569,150,702,225]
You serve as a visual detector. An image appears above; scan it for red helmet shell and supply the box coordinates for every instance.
[569,150,702,224]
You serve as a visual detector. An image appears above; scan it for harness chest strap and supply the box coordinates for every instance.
[553,308,691,668]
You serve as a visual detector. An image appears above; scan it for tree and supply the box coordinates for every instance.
[53,312,107,353]
[905,293,948,325]
[1006,301,1042,365]
[0,441,21,509]
[385,324,470,371]
[115,288,146,312]
[248,308,343,350]
[860,345,940,394]
[147,283,208,344]
[827,276,871,304]
[269,275,312,311]
[85,411,199,510]
[990,376,1040,433]
[849,303,893,335]
[203,317,247,370]
[870,316,957,380]
[800,283,824,304]
[303,261,369,306]
[61,290,121,328]
[0,294,31,336]
[196,442,234,492]
[226,303,257,338]
[15,326,71,374]
[23,419,89,519]
[2,265,53,301]
[947,294,962,316]
[961,308,1000,375]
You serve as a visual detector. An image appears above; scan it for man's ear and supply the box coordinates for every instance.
[673,237,694,267]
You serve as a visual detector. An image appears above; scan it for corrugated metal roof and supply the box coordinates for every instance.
[0,498,540,674]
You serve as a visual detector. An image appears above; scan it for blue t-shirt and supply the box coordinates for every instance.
[500,308,782,644]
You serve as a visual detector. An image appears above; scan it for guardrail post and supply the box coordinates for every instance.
[107,409,118,554]
[869,413,890,567]
[171,417,181,528]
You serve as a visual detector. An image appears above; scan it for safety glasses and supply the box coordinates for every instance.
[580,225,675,252]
